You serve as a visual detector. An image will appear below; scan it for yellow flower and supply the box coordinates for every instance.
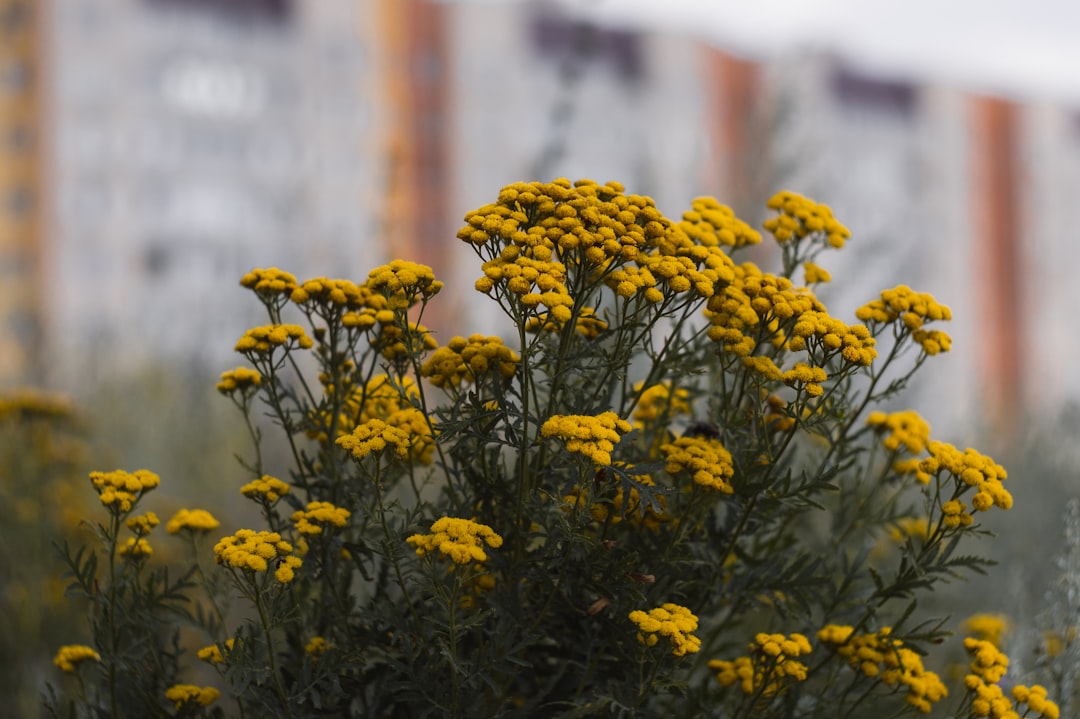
[305,636,331,658]
[632,382,692,429]
[289,276,364,307]
[803,261,831,284]
[856,286,952,356]
[764,191,851,248]
[196,638,235,664]
[421,335,520,388]
[366,259,443,310]
[166,508,221,534]
[240,267,298,300]
[406,517,503,565]
[125,511,159,537]
[88,469,160,514]
[678,196,761,249]
[215,367,262,395]
[213,529,303,583]
[165,684,221,709]
[541,411,633,466]
[963,614,1011,648]
[709,632,813,696]
[0,388,75,420]
[53,644,100,672]
[234,323,313,355]
[337,418,413,461]
[922,441,1012,513]
[240,475,291,503]
[628,603,701,657]
[292,501,351,536]
[660,434,735,493]
[119,537,153,560]
[866,409,932,454]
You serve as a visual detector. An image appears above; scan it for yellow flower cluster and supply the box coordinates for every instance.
[240,475,291,503]
[678,196,761,249]
[119,537,153,559]
[406,517,503,565]
[366,259,443,310]
[628,603,701,657]
[235,323,313,354]
[803,261,831,284]
[632,382,692,428]
[421,335,520,388]
[705,265,820,357]
[0,388,75,420]
[53,644,100,672]
[337,418,413,461]
[373,321,438,362]
[523,307,609,337]
[540,411,633,466]
[213,529,303,583]
[215,367,262,395]
[196,638,234,664]
[89,469,160,514]
[963,614,1011,648]
[305,636,331,658]
[866,410,932,454]
[240,266,298,300]
[708,632,813,696]
[292,501,351,535]
[764,191,851,248]
[165,684,221,709]
[817,625,948,713]
[126,511,159,536]
[290,276,364,307]
[781,362,829,397]
[787,310,877,366]
[962,638,1059,718]
[922,441,1012,512]
[660,435,735,493]
[166,508,220,534]
[856,286,952,355]
[563,468,668,530]
[317,376,435,463]
[889,516,929,542]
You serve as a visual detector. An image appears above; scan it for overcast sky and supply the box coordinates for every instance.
[573,0,1080,105]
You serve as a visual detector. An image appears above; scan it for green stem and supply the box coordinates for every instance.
[253,583,294,719]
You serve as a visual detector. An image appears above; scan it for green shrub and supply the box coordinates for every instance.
[45,180,1059,718]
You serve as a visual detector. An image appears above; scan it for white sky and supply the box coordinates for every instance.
[572,0,1080,105]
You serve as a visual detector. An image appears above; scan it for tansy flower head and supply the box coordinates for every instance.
[660,434,735,493]
[165,685,221,709]
[166,508,220,534]
[240,267,298,300]
[963,614,1011,648]
[53,645,100,672]
[366,260,443,310]
[421,334,520,388]
[213,529,303,583]
[406,517,503,565]
[125,511,159,536]
[215,367,262,395]
[89,469,160,514]
[292,501,351,536]
[197,638,235,664]
[235,324,313,356]
[866,409,932,454]
[708,632,813,696]
[240,475,291,504]
[764,191,851,248]
[628,603,701,657]
[540,411,632,466]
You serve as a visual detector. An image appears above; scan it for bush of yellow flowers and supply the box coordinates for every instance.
[45,179,1062,717]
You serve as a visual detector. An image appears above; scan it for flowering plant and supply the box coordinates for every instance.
[46,180,1057,717]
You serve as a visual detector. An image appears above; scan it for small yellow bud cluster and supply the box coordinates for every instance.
[787,310,877,366]
[563,468,668,530]
[540,411,633,466]
[421,335,520,388]
[523,307,608,338]
[213,529,303,583]
[126,511,159,536]
[337,415,420,463]
[781,362,829,397]
[215,367,262,395]
[803,261,831,284]
[0,388,75,420]
[705,264,820,357]
[866,410,932,454]
[119,537,153,559]
[708,632,812,696]
[292,501,351,536]
[631,382,692,428]
[240,475,291,503]
[53,645,100,672]
[962,638,1059,718]
[628,603,701,657]
[235,323,313,355]
[305,636,331,658]
[856,285,952,355]
[764,191,851,248]
[889,516,929,542]
[660,434,735,493]
[89,469,160,514]
[165,684,221,709]
[240,267,298,300]
[166,508,220,534]
[922,441,1012,512]
[366,259,443,310]
[678,196,761,249]
[963,614,1011,648]
[818,625,948,712]
[406,517,503,565]
[373,321,438,362]
[289,276,364,307]
[196,638,234,664]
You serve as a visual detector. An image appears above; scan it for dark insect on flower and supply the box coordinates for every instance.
[684,421,721,440]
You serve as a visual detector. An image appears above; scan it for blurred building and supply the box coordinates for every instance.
[1,0,1074,437]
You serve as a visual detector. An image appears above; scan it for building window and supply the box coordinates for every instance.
[141,0,292,24]
[528,10,643,83]
[830,68,916,118]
